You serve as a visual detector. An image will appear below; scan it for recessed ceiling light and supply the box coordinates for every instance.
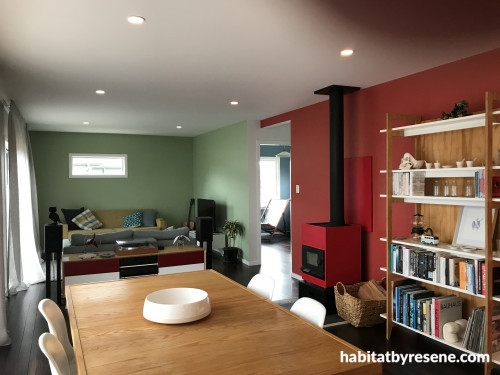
[95,89,106,95]
[83,121,90,125]
[176,126,182,129]
[127,16,145,24]
[230,101,239,106]
[340,49,354,57]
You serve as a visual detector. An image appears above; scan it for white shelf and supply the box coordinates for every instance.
[379,110,500,137]
[391,271,485,298]
[493,296,500,303]
[381,167,482,178]
[389,236,486,260]
[380,194,485,207]
[380,313,485,357]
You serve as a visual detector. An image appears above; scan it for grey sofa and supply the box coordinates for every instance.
[63,227,190,254]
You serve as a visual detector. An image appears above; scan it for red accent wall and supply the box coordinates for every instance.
[261,47,500,280]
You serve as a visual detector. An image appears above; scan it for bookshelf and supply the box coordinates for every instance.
[383,92,500,374]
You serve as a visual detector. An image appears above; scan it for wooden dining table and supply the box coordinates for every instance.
[66,270,381,375]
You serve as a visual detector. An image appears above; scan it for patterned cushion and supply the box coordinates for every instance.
[141,210,157,227]
[61,207,85,230]
[123,211,142,228]
[72,209,103,230]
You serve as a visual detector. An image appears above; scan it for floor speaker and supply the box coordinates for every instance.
[44,224,63,253]
[196,216,213,242]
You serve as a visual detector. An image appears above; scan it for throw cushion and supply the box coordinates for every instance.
[72,209,103,230]
[123,211,142,228]
[142,210,157,227]
[61,207,85,230]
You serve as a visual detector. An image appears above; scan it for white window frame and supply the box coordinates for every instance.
[259,157,280,208]
[69,153,128,178]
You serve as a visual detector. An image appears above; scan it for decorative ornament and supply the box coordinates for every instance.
[173,235,191,247]
[85,233,99,250]
[48,207,61,225]
[440,100,471,120]
[399,153,424,170]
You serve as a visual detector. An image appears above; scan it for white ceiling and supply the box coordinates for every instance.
[0,0,499,137]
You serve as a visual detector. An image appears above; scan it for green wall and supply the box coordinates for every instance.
[193,121,249,260]
[30,131,193,232]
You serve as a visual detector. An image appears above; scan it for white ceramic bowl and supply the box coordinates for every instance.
[143,288,211,324]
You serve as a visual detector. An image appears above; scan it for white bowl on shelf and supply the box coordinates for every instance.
[143,288,211,324]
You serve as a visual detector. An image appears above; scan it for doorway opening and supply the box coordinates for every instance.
[259,144,294,300]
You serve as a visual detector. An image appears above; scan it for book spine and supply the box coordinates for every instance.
[475,171,479,198]
[435,299,439,337]
[431,299,436,336]
[482,262,486,296]
[481,169,485,198]
[403,293,409,326]
[459,261,467,290]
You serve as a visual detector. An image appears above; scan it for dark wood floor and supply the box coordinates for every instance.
[0,236,496,374]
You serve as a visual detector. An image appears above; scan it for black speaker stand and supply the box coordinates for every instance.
[45,252,62,305]
[199,240,213,269]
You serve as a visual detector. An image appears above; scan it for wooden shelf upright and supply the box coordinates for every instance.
[383,92,500,375]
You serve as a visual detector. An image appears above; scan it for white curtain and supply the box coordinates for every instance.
[0,102,10,346]
[6,102,45,294]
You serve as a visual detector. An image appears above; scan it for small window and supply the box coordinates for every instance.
[260,157,280,208]
[69,154,127,178]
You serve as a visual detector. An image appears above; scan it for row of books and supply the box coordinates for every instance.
[474,170,485,198]
[392,171,425,196]
[393,282,462,339]
[463,306,485,353]
[390,244,490,295]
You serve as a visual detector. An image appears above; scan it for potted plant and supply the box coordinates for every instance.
[222,220,244,263]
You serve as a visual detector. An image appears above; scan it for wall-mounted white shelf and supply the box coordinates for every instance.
[381,167,483,178]
[389,236,486,260]
[379,194,485,207]
[380,313,486,358]
[391,270,485,298]
[379,110,500,137]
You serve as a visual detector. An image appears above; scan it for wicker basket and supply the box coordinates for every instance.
[334,282,386,327]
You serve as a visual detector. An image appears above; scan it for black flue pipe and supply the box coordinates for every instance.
[314,84,360,226]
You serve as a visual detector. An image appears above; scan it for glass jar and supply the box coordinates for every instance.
[433,180,440,196]
[451,180,457,197]
[443,181,450,197]
[465,180,473,197]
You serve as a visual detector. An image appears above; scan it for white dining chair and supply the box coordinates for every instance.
[39,332,72,375]
[247,274,275,299]
[38,299,76,371]
[290,297,326,328]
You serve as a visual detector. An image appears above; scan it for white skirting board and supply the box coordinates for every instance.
[158,264,204,275]
[65,272,120,285]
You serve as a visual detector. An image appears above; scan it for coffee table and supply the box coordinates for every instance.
[115,237,158,256]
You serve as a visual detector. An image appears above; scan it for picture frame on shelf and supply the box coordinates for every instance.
[453,206,498,249]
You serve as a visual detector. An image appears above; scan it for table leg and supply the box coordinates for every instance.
[45,253,51,299]
[56,252,61,305]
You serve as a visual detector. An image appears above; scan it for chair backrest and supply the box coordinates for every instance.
[290,297,326,328]
[247,274,275,300]
[38,299,75,363]
[39,333,71,375]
